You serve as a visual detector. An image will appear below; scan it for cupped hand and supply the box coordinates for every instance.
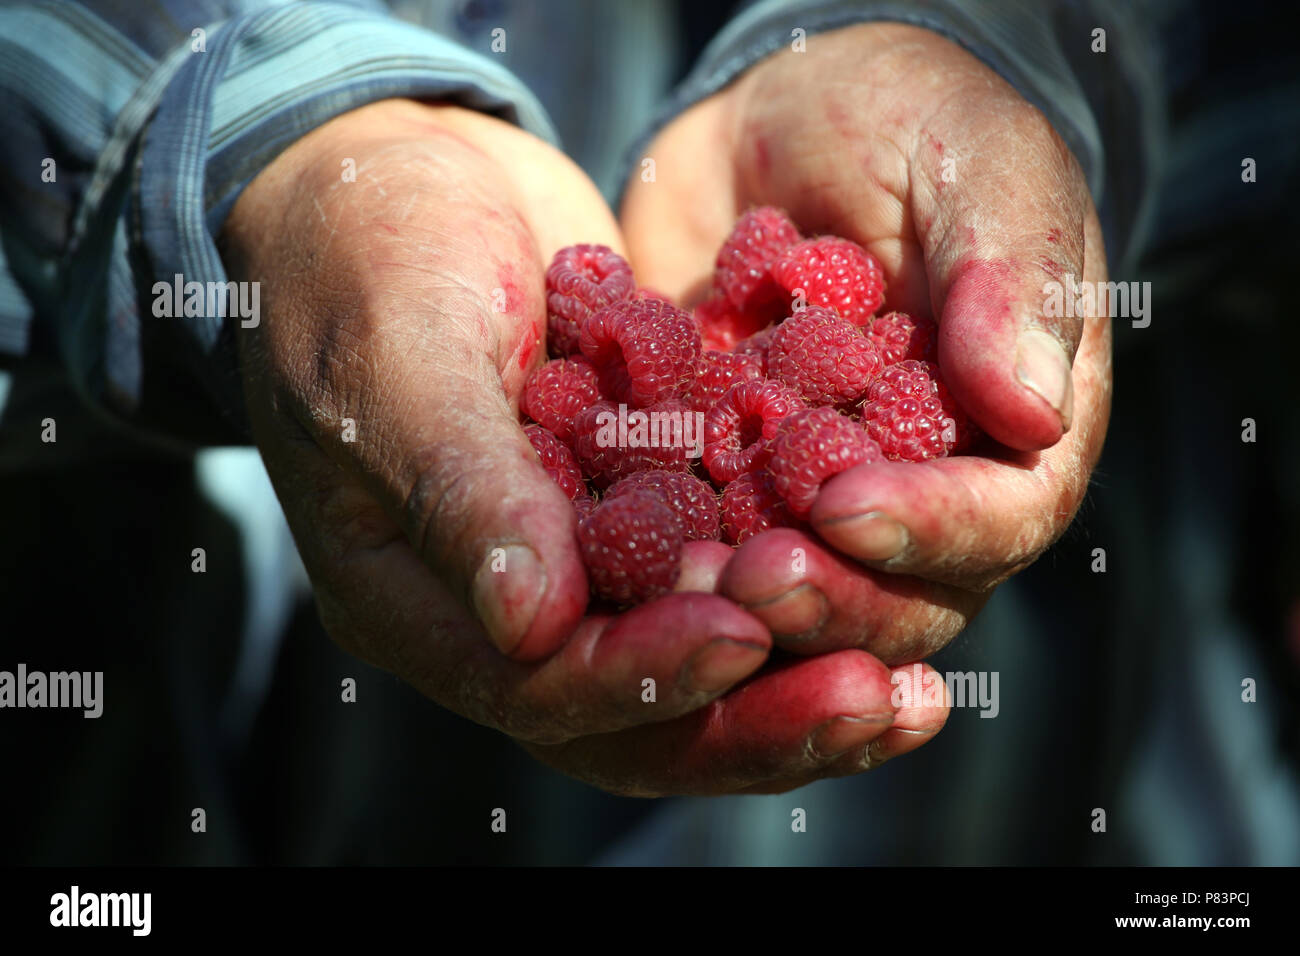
[222,99,941,795]
[622,22,1112,665]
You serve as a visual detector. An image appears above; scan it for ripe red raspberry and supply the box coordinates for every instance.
[524,424,586,501]
[719,469,800,544]
[572,399,695,485]
[860,360,972,461]
[606,470,720,542]
[580,298,701,407]
[685,350,764,413]
[772,237,885,327]
[579,492,683,604]
[702,380,805,484]
[713,206,802,315]
[572,493,597,522]
[768,306,884,408]
[546,244,635,357]
[693,294,762,352]
[769,407,883,518]
[731,326,777,375]
[867,311,938,365]
[522,356,603,442]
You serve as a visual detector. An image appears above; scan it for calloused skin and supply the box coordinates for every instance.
[622,22,1112,666]
[221,19,1111,798]
[223,99,944,798]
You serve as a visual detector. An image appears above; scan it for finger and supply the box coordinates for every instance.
[735,660,950,792]
[525,650,899,796]
[717,528,986,663]
[911,83,1093,450]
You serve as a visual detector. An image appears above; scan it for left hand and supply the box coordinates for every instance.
[621,22,1113,664]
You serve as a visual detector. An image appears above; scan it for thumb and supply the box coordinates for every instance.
[348,324,588,663]
[917,107,1091,451]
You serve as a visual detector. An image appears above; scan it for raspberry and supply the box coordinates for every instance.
[772,237,885,327]
[579,492,683,604]
[580,298,701,407]
[694,294,767,352]
[731,326,777,375]
[685,350,764,413]
[572,493,597,522]
[606,470,720,542]
[525,424,586,501]
[719,469,800,544]
[860,360,972,461]
[867,311,938,365]
[769,407,883,518]
[522,356,603,442]
[713,206,802,315]
[573,399,694,486]
[702,380,805,484]
[546,244,635,357]
[768,306,884,408]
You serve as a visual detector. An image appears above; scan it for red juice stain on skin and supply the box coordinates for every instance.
[1036,254,1067,285]
[517,334,538,369]
[494,265,539,370]
[754,135,771,181]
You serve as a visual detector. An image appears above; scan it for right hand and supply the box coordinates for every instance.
[223,99,946,795]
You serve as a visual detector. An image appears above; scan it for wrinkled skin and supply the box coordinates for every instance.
[221,21,1110,797]
[622,22,1112,666]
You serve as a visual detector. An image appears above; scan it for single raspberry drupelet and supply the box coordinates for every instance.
[522,356,603,443]
[702,380,805,484]
[867,311,938,365]
[573,399,694,486]
[860,360,972,462]
[731,326,777,375]
[579,491,683,604]
[685,350,764,413]
[580,298,701,407]
[545,244,635,357]
[769,407,883,518]
[772,237,885,327]
[719,469,801,544]
[768,306,884,408]
[713,206,802,315]
[524,424,586,501]
[606,470,720,542]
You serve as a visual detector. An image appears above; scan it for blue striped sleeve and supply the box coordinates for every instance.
[1,0,555,441]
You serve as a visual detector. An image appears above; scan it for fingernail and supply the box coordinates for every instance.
[746,584,829,638]
[808,713,895,760]
[471,543,545,656]
[684,637,767,694]
[1015,329,1073,431]
[815,511,908,562]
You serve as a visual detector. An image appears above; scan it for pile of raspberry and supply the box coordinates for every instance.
[521,209,977,606]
